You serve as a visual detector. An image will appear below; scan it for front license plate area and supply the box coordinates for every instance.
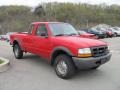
[95,57,107,65]
[100,57,108,64]
[96,60,101,65]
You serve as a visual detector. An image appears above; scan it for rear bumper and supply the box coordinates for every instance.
[72,53,112,69]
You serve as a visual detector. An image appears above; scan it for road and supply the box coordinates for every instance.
[0,37,120,90]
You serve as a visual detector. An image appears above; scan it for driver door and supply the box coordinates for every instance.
[32,24,52,58]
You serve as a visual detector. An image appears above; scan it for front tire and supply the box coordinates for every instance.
[54,54,76,79]
[13,44,23,59]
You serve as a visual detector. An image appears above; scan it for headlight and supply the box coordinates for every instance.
[78,48,92,58]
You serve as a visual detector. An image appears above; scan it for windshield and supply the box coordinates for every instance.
[49,23,78,36]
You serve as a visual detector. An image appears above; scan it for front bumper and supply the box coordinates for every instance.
[72,53,112,69]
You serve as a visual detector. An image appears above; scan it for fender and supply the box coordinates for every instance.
[50,46,74,65]
[13,38,23,50]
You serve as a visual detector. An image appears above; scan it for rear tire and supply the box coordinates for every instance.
[54,54,76,79]
[13,44,23,59]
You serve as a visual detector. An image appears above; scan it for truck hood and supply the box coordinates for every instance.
[52,36,107,49]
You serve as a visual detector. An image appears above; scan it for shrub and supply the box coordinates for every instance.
[0,59,4,64]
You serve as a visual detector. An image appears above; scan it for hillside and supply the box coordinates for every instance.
[0,3,120,34]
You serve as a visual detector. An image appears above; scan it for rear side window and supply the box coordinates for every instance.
[28,25,34,34]
[36,24,47,36]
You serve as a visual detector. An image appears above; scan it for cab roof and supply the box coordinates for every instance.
[32,22,62,25]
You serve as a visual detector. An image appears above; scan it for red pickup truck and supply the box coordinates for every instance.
[10,22,111,79]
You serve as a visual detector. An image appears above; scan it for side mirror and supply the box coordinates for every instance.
[40,32,48,38]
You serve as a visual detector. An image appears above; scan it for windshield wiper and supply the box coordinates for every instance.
[55,34,68,36]
[55,33,77,36]
[68,33,77,36]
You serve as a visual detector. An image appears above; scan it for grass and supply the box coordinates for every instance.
[0,59,4,64]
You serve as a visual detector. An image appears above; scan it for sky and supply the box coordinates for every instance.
[0,0,120,6]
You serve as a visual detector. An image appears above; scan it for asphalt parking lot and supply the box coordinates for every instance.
[0,37,120,90]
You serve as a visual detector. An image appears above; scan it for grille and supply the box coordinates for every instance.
[91,46,109,57]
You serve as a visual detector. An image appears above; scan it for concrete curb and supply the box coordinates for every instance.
[0,57,10,72]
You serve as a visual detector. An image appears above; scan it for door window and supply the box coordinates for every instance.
[36,24,48,36]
